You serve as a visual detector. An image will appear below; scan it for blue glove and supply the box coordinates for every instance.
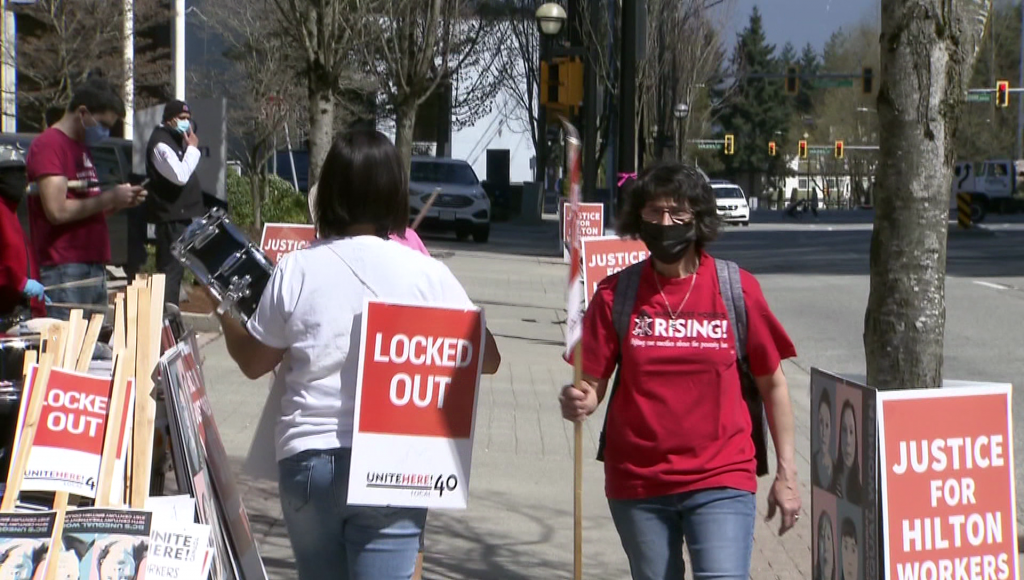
[22,279,46,301]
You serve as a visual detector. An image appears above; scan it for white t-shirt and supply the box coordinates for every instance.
[246,235,474,461]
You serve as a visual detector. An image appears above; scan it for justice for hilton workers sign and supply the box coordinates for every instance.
[349,300,485,510]
[259,223,316,264]
[561,202,604,256]
[581,236,649,305]
[878,385,1018,580]
[13,366,133,498]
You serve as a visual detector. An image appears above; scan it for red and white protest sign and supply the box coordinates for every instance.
[582,236,649,305]
[878,384,1018,580]
[13,366,134,498]
[259,223,316,264]
[349,300,484,509]
[561,202,604,250]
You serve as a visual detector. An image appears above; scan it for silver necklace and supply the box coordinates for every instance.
[654,261,699,320]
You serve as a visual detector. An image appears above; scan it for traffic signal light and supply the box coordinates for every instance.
[724,134,735,155]
[798,140,808,159]
[768,141,776,156]
[835,140,844,159]
[785,66,800,95]
[861,67,873,94]
[997,80,1010,108]
[540,58,585,108]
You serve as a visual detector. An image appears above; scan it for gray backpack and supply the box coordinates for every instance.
[596,258,770,477]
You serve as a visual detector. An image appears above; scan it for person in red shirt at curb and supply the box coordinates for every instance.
[0,194,47,327]
[560,162,801,580]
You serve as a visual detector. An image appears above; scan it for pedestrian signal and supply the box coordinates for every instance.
[785,66,799,95]
[997,80,1010,108]
[798,140,808,159]
[540,58,585,108]
[834,141,844,159]
[724,134,735,155]
[768,141,776,156]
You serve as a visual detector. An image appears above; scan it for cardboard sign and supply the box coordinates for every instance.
[878,385,1018,580]
[810,369,881,580]
[259,223,316,264]
[560,202,604,261]
[12,367,133,498]
[0,512,56,579]
[581,236,649,305]
[349,300,484,509]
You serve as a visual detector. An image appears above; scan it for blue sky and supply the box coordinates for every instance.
[722,0,879,52]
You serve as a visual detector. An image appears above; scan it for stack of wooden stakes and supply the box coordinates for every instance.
[0,274,165,580]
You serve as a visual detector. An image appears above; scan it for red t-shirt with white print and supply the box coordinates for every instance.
[581,253,796,500]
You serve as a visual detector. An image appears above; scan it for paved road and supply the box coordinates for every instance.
[197,214,1024,579]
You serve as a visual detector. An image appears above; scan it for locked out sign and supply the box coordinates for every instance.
[14,366,131,498]
[348,299,484,509]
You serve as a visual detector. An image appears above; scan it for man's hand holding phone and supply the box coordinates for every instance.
[109,182,148,211]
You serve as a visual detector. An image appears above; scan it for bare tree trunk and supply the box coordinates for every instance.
[249,171,262,230]
[395,103,418,177]
[308,83,335,191]
[864,0,992,390]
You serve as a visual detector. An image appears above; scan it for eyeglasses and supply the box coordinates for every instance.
[641,207,693,224]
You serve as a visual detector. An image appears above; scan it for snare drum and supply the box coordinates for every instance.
[171,208,273,322]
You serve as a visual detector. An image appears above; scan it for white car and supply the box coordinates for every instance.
[409,157,491,243]
[711,182,750,226]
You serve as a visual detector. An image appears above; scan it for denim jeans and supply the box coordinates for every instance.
[39,263,107,320]
[608,487,756,580]
[278,448,427,580]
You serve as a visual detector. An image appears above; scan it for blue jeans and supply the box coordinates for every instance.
[278,448,427,580]
[608,487,756,580]
[39,263,107,320]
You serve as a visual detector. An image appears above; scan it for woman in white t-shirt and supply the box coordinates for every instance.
[214,129,501,580]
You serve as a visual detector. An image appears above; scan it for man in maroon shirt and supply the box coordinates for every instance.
[25,79,146,320]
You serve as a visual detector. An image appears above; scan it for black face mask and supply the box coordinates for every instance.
[639,221,697,264]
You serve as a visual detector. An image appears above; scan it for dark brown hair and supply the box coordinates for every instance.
[616,161,720,250]
[314,130,409,239]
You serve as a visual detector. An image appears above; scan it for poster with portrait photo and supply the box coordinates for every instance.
[0,512,55,580]
[59,508,151,580]
[811,373,839,491]
[812,488,837,580]
[836,500,864,580]
[809,369,879,580]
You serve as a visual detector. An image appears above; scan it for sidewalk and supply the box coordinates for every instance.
[200,218,815,579]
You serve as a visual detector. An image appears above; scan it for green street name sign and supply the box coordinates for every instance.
[814,78,855,88]
[966,92,992,103]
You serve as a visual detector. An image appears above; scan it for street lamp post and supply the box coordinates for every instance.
[534,3,567,193]
[673,102,689,162]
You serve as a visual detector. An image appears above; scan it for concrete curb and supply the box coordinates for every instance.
[181,311,221,334]
[948,224,998,238]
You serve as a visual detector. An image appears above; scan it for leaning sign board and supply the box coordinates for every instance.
[878,384,1018,580]
[560,201,604,262]
[259,223,317,265]
[349,300,485,509]
[581,236,649,305]
[11,365,133,499]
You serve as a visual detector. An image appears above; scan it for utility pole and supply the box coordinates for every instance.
[123,0,135,140]
[1017,1,1024,159]
[174,0,185,100]
[616,0,642,210]
[568,0,598,202]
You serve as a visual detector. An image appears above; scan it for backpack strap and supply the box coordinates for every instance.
[595,260,645,462]
[716,258,770,477]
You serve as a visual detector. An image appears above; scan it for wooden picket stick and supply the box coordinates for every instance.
[123,285,140,503]
[1,323,62,511]
[41,491,69,580]
[94,352,128,507]
[22,350,36,376]
[130,274,163,507]
[112,293,126,354]
[75,314,104,373]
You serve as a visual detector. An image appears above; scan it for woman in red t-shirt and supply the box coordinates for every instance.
[560,162,801,579]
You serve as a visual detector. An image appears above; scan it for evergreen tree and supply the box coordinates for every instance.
[716,6,791,193]
[797,43,820,116]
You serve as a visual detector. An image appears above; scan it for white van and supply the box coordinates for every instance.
[711,182,750,226]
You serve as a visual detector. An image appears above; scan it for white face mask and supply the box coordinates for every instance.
[175,119,191,134]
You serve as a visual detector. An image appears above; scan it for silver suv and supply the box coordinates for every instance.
[409,157,490,243]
